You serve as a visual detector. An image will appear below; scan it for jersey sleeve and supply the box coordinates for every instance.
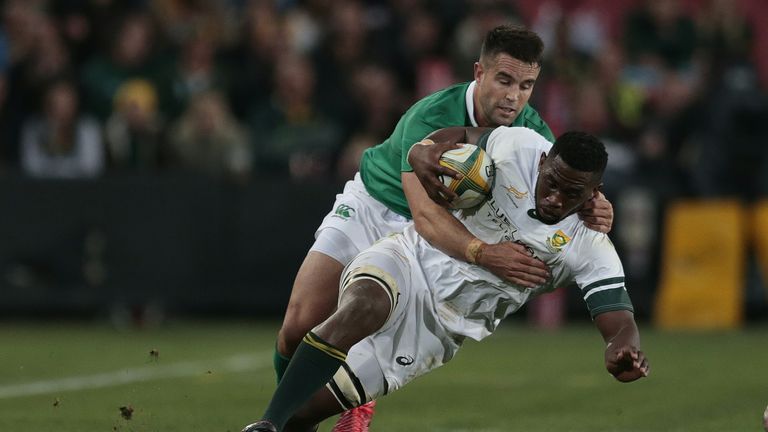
[565,232,634,319]
[399,116,438,172]
[399,103,459,172]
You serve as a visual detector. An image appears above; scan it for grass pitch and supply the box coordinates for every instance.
[0,320,766,431]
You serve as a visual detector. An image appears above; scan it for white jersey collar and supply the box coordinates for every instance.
[466,81,478,127]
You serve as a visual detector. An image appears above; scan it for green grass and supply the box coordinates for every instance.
[0,320,766,431]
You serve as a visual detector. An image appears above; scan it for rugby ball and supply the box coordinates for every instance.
[439,144,495,209]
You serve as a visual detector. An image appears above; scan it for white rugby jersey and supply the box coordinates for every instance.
[403,126,632,341]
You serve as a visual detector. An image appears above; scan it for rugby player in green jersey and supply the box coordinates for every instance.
[268,25,614,431]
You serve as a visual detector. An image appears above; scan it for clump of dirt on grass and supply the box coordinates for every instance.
[119,405,134,420]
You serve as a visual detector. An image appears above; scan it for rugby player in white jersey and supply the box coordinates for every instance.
[242,128,649,432]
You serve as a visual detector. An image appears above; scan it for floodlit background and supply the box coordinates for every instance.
[0,0,767,431]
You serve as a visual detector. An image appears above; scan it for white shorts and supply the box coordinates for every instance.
[326,234,464,408]
[310,173,410,265]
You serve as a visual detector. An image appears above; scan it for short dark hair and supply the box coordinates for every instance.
[549,131,608,174]
[480,25,544,67]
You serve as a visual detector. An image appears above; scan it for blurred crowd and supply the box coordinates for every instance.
[0,0,766,194]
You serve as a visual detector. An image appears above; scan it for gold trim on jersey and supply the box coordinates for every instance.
[505,185,528,199]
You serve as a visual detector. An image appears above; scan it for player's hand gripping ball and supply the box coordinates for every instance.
[439,144,495,209]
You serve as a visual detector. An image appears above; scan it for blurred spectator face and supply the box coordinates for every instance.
[330,0,365,39]
[352,64,400,134]
[328,1,366,64]
[654,71,695,116]
[353,64,396,112]
[597,42,624,87]
[115,15,153,66]
[61,12,89,43]
[574,82,609,134]
[45,82,78,125]
[275,53,315,104]
[3,1,44,61]
[245,0,283,57]
[473,54,540,127]
[648,0,680,26]
[182,35,214,73]
[33,19,69,79]
[638,126,667,159]
[404,11,440,57]
[114,79,158,129]
[191,92,227,135]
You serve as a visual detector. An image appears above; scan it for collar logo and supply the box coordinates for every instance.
[505,185,528,199]
[547,230,571,253]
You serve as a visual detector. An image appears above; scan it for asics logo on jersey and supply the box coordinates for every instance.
[546,230,571,253]
[333,204,356,220]
[505,185,528,199]
[396,355,414,366]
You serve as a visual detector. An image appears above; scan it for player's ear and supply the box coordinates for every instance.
[473,61,483,82]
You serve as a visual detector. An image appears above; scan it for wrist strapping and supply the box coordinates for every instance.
[405,138,436,165]
[465,238,486,264]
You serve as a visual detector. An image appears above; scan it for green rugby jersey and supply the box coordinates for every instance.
[359,82,554,218]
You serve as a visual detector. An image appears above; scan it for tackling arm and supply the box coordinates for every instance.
[407,127,493,207]
[402,171,549,288]
[594,310,650,382]
[402,172,478,261]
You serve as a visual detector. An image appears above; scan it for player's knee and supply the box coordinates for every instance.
[347,295,390,327]
[278,303,318,356]
[329,284,391,336]
[277,320,310,357]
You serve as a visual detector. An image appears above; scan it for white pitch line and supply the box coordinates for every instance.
[0,351,271,399]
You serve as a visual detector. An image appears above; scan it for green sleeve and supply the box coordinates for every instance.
[476,130,493,151]
[399,110,439,173]
[399,102,465,172]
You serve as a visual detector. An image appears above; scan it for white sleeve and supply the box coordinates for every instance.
[565,231,633,319]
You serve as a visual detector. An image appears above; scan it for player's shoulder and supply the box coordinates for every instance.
[515,104,555,142]
[414,82,469,108]
[486,126,551,159]
[408,82,471,121]
[563,222,620,263]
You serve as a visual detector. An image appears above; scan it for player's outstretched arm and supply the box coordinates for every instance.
[577,190,613,233]
[594,310,649,383]
[402,172,549,288]
[407,127,493,207]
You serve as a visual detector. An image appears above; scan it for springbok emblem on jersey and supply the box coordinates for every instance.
[547,230,571,253]
[505,185,528,199]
